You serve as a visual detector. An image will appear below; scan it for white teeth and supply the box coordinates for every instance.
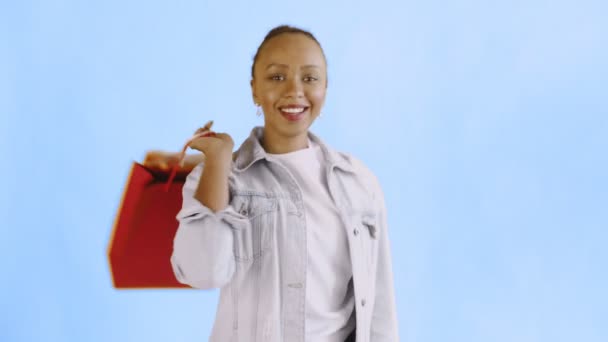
[281,107,305,114]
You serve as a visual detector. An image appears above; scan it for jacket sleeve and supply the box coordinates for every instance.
[170,162,249,289]
[370,178,400,341]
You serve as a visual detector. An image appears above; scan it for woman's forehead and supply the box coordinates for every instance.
[257,34,325,67]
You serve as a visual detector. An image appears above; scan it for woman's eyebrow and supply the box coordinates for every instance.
[265,63,321,70]
[266,63,288,70]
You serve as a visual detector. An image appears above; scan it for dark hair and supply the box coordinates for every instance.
[251,25,327,79]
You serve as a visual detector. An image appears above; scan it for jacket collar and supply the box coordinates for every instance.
[233,126,355,174]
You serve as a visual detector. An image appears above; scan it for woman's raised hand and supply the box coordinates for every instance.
[188,121,235,164]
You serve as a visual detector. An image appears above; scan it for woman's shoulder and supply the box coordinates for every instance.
[329,148,383,195]
[328,146,373,174]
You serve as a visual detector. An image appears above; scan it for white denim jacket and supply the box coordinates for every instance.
[171,127,399,342]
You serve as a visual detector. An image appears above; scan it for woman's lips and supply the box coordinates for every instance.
[279,106,308,122]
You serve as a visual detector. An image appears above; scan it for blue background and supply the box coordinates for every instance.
[1,0,607,341]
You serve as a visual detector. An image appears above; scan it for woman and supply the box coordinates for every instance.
[171,25,398,342]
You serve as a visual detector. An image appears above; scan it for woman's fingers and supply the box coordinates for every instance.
[213,132,235,146]
[195,127,208,135]
[188,131,234,159]
[193,131,216,139]
[187,133,216,152]
[194,120,214,135]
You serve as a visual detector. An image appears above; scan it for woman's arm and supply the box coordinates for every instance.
[195,153,231,212]
[170,158,248,289]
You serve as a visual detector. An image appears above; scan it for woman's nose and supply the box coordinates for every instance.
[284,78,304,98]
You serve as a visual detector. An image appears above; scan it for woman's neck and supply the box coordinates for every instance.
[261,128,309,154]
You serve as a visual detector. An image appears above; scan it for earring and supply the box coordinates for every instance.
[319,112,323,118]
[256,104,262,117]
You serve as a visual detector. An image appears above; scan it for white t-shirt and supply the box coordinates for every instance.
[267,140,356,342]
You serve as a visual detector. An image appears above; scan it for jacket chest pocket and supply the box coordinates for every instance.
[230,193,277,262]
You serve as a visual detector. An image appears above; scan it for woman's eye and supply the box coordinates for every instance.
[270,75,284,81]
[304,76,319,82]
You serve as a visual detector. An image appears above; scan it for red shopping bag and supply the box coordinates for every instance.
[107,152,204,289]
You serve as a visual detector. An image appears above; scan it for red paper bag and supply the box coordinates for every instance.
[107,152,204,289]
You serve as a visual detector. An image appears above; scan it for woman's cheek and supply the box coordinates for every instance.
[310,88,327,107]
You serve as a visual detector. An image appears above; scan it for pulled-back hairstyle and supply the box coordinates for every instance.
[251,25,327,79]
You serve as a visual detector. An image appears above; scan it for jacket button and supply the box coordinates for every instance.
[353,228,359,236]
[361,299,366,306]
[240,209,248,216]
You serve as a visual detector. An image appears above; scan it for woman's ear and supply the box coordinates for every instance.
[250,79,258,105]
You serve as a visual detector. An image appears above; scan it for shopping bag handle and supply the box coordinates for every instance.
[164,121,214,192]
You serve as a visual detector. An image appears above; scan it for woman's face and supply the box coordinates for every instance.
[251,33,327,141]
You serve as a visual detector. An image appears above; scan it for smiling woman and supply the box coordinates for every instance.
[251,26,328,154]
[170,25,398,342]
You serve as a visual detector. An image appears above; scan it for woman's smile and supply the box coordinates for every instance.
[279,104,309,121]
